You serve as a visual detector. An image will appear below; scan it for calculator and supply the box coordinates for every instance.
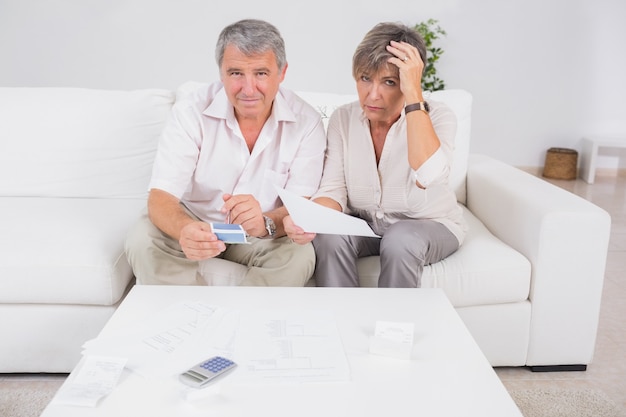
[179,356,237,388]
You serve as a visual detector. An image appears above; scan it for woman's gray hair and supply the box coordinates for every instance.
[352,22,427,79]
[215,19,287,70]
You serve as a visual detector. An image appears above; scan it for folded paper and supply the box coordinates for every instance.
[369,321,414,360]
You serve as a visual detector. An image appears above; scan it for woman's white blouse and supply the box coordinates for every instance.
[312,99,467,244]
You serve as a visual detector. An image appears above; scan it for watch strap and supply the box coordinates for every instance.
[405,101,429,114]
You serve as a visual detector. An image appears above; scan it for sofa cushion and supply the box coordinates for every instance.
[296,89,472,204]
[295,91,358,130]
[354,206,531,307]
[0,197,145,306]
[0,87,175,198]
[429,90,472,205]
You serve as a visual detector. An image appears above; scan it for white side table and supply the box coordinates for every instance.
[580,136,626,184]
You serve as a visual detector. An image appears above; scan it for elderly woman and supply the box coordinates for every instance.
[285,22,466,287]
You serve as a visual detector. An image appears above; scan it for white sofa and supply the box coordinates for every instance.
[0,85,611,373]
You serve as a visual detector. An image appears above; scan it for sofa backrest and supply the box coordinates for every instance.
[0,85,471,202]
[297,89,473,205]
[0,87,175,199]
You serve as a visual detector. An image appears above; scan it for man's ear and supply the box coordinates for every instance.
[279,62,288,82]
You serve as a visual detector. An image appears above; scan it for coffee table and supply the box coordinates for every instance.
[42,286,522,416]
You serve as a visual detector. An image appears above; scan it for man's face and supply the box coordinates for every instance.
[220,44,287,123]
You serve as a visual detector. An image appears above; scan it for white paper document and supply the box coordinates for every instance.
[52,355,127,407]
[369,320,415,360]
[82,301,240,378]
[276,187,380,237]
[232,309,350,384]
[81,301,349,387]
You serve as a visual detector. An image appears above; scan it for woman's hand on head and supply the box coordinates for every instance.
[386,40,424,102]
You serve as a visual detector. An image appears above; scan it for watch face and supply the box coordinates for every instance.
[264,216,276,236]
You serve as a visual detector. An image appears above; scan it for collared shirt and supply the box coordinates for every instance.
[149,81,326,223]
[312,99,466,244]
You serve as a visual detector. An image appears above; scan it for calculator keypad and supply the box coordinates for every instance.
[179,356,237,388]
[201,357,234,373]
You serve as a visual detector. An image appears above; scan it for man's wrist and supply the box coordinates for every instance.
[260,215,277,239]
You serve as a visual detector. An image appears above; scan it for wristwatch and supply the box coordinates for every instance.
[405,101,430,114]
[263,215,277,238]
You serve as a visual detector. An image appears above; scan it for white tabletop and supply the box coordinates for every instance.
[42,286,522,417]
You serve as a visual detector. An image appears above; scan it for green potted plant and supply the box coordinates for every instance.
[414,19,447,91]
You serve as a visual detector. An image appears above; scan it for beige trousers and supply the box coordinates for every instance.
[124,209,315,287]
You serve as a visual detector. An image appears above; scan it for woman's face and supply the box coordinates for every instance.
[356,66,405,125]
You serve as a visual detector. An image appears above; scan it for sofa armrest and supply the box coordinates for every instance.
[466,154,611,367]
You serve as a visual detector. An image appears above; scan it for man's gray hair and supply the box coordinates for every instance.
[215,19,287,70]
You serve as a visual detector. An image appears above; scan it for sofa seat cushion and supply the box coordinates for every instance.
[0,197,145,306]
[354,206,531,307]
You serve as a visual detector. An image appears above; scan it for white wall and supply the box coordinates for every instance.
[1,0,625,169]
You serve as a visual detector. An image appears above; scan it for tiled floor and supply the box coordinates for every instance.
[2,172,625,414]
[496,172,626,411]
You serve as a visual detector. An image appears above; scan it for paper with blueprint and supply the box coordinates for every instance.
[81,301,350,385]
[276,187,380,237]
[81,301,239,378]
[232,309,350,384]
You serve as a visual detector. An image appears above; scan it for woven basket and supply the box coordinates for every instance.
[543,147,578,180]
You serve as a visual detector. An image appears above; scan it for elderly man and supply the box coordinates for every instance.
[125,19,326,286]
